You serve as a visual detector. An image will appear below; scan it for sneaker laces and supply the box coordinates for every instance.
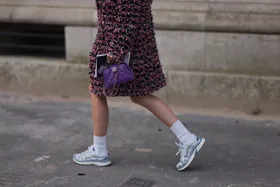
[78,145,94,157]
[175,142,190,160]
[175,142,182,156]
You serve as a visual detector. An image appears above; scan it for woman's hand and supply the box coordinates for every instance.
[107,53,117,64]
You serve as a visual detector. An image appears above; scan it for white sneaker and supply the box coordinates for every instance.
[176,136,205,171]
[73,145,111,167]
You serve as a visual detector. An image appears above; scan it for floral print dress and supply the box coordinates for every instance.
[89,0,166,96]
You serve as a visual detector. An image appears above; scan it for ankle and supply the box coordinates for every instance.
[179,133,196,146]
[93,135,107,156]
[94,146,108,156]
[170,120,196,145]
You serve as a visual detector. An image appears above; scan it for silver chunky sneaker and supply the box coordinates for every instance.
[73,145,111,167]
[176,136,205,171]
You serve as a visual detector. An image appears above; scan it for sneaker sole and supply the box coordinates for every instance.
[73,158,111,167]
[177,138,205,172]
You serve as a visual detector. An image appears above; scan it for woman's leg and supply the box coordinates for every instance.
[131,94,205,171]
[90,90,109,156]
[72,85,111,166]
[130,94,195,144]
[131,94,177,127]
[90,90,109,137]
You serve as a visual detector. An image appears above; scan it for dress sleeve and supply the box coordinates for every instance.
[104,0,138,62]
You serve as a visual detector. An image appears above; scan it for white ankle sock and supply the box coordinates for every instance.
[93,135,107,156]
[170,120,196,145]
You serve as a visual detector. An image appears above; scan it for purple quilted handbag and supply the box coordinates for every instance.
[103,62,134,89]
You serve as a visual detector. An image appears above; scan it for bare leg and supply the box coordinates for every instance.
[131,94,205,172]
[73,85,111,166]
[89,84,109,136]
[130,94,178,127]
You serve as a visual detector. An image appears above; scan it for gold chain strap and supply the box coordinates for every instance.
[110,62,120,96]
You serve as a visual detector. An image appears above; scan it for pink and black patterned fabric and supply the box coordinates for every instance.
[89,0,166,97]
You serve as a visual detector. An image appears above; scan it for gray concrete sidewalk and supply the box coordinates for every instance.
[0,94,279,187]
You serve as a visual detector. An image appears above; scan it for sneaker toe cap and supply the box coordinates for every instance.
[176,161,184,170]
[73,153,80,160]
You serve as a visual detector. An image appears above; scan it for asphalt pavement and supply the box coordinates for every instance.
[0,93,279,187]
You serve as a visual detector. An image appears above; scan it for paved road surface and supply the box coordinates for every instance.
[0,93,279,187]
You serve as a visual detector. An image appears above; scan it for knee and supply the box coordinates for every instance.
[130,94,153,105]
[130,96,142,104]
[89,84,106,102]
[91,93,107,104]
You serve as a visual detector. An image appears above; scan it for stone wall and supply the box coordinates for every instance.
[0,0,280,113]
[1,0,280,33]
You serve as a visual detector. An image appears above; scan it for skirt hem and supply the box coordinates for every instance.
[90,82,167,97]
